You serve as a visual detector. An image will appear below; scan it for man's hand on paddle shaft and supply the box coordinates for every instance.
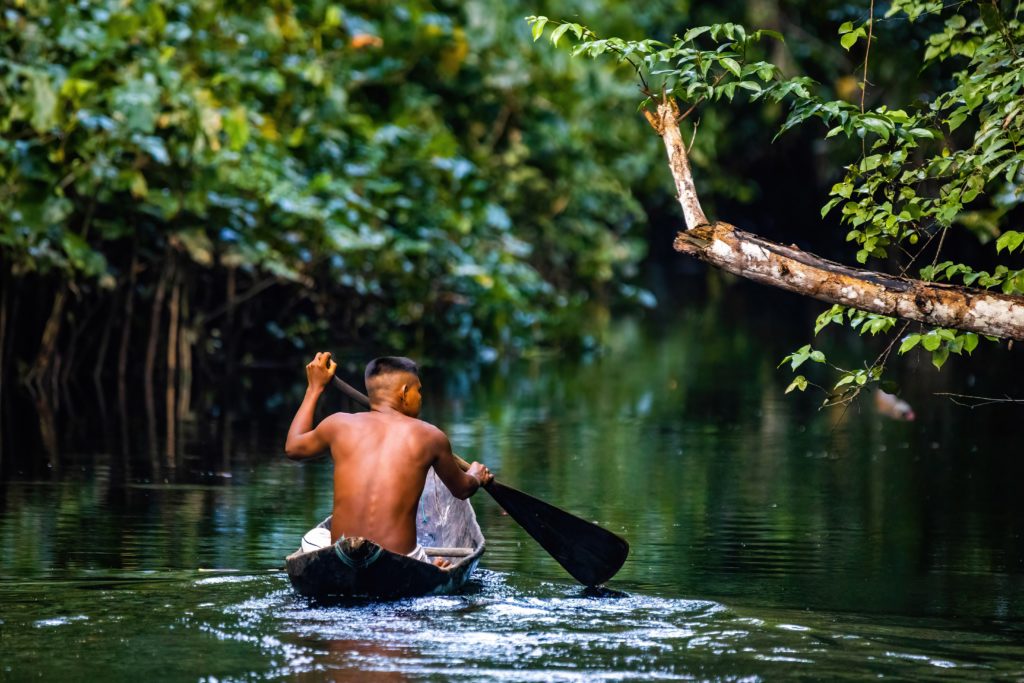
[306,351,337,392]
[466,461,494,488]
[285,351,337,459]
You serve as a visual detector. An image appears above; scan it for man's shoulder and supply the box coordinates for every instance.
[408,418,446,440]
[318,411,368,433]
[321,411,359,424]
[337,412,444,435]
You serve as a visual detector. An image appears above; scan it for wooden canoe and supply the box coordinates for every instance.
[285,469,485,600]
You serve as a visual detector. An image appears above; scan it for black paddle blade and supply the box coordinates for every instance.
[485,481,629,586]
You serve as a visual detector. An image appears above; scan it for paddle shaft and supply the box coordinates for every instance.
[330,376,476,474]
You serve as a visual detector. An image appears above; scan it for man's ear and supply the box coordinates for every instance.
[399,383,409,404]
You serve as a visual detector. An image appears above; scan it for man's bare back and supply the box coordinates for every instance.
[284,353,492,558]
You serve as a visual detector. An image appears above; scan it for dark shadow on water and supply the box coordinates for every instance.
[580,585,629,599]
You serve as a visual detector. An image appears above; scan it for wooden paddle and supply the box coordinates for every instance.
[330,374,630,586]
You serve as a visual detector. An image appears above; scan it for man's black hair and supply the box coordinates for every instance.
[364,356,419,385]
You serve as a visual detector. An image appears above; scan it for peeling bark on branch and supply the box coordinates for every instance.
[646,95,1024,342]
[675,223,1024,341]
[644,98,707,230]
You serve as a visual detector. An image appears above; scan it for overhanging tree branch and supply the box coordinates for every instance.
[645,98,1024,342]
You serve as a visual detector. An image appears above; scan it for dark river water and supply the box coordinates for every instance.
[2,289,1024,681]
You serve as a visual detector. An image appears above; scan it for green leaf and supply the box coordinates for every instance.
[821,198,841,218]
[780,344,812,370]
[721,58,742,77]
[979,2,1001,31]
[550,23,571,46]
[130,171,149,199]
[996,231,1024,254]
[531,17,548,41]
[27,71,59,133]
[931,346,950,370]
[835,374,856,388]
[860,154,882,171]
[683,26,711,42]
[814,304,845,334]
[785,375,808,394]
[899,334,922,354]
[947,111,967,131]
[922,333,941,352]
[324,5,342,28]
[224,106,250,151]
[840,28,866,50]
[963,333,979,354]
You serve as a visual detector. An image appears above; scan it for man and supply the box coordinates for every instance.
[284,353,493,566]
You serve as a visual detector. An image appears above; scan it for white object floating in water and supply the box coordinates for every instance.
[875,390,916,421]
[301,527,332,553]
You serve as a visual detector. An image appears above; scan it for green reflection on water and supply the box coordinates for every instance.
[2,304,1024,680]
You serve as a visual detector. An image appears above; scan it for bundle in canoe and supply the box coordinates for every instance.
[285,469,485,600]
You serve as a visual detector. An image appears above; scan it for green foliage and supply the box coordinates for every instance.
[838,21,869,51]
[778,344,826,371]
[528,1,1024,406]
[0,0,659,360]
[899,329,982,369]
[814,304,896,336]
[526,16,808,111]
[794,1,1022,397]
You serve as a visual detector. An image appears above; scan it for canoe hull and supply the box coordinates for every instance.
[286,536,482,600]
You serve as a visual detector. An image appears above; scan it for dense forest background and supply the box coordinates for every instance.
[1,0,1017,466]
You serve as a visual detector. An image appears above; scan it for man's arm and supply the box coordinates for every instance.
[284,352,337,460]
[429,430,493,500]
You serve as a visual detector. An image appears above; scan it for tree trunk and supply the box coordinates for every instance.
[145,257,171,463]
[27,288,67,393]
[221,267,237,465]
[33,390,59,472]
[1,270,21,469]
[118,249,139,458]
[646,96,1024,342]
[178,284,193,426]
[165,271,181,464]
[60,296,101,419]
[0,266,7,466]
[92,297,115,421]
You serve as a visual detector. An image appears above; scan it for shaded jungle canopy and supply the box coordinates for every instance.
[1,0,662,396]
[3,0,1020,465]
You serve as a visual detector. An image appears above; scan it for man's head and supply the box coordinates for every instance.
[365,356,422,417]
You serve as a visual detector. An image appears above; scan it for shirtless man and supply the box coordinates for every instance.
[284,353,493,565]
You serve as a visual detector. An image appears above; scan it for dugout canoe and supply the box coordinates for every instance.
[285,469,485,600]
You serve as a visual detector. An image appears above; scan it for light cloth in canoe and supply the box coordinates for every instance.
[301,527,431,563]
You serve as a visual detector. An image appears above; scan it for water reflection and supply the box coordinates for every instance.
[2,292,1024,679]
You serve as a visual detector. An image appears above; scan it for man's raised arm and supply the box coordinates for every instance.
[429,430,493,499]
[284,352,337,459]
